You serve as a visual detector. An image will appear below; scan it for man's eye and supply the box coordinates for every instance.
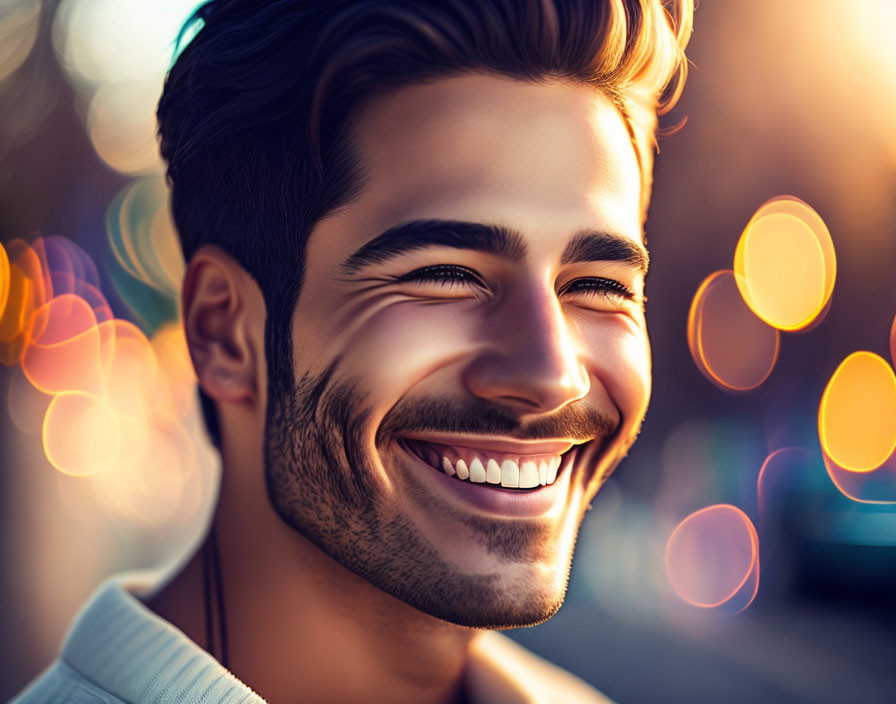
[395,265,485,288]
[559,277,636,306]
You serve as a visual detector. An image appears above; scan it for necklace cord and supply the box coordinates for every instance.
[202,535,215,660]
[209,524,230,669]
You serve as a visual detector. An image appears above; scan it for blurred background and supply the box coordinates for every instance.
[2,1,896,702]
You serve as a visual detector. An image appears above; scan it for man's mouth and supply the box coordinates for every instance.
[399,437,577,490]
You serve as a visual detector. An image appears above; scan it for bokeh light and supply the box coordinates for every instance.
[756,447,816,524]
[90,414,199,526]
[665,504,760,613]
[102,319,161,419]
[36,235,102,294]
[819,351,896,473]
[733,196,836,331]
[150,321,196,417]
[0,239,50,366]
[7,364,51,434]
[106,177,184,328]
[21,294,104,396]
[86,81,164,175]
[687,269,779,391]
[0,0,42,84]
[890,310,896,370]
[0,241,9,318]
[43,391,120,476]
[52,0,204,174]
[1,230,211,529]
[821,445,896,505]
[52,0,199,87]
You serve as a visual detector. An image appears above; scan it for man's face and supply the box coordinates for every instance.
[265,75,650,628]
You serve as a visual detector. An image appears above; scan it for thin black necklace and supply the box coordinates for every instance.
[203,525,230,670]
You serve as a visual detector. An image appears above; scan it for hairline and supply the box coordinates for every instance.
[308,70,647,259]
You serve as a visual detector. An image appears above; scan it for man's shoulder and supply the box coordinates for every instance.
[468,631,614,704]
[12,660,126,704]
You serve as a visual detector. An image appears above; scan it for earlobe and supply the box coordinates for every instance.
[182,246,259,405]
[200,364,253,403]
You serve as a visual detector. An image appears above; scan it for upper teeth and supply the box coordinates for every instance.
[439,455,561,488]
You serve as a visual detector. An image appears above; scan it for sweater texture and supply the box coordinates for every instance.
[13,573,611,703]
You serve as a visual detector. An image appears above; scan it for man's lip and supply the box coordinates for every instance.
[396,433,584,456]
[396,440,580,517]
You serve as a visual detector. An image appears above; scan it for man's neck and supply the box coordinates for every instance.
[145,453,478,704]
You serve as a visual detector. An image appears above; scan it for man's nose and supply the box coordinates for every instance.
[462,286,590,414]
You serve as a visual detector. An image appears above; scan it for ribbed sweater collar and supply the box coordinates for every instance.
[60,574,264,704]
[58,573,605,704]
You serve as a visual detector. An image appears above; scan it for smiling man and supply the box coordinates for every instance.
[15,1,692,703]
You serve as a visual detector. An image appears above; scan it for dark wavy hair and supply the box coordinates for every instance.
[157,0,693,448]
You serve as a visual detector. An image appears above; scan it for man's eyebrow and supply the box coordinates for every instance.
[560,230,649,273]
[340,220,527,274]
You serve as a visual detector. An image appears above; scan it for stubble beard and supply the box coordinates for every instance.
[263,365,618,629]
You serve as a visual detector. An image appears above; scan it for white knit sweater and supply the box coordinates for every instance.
[13,573,611,703]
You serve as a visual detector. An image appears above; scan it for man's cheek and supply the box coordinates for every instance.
[337,302,482,407]
[580,320,650,414]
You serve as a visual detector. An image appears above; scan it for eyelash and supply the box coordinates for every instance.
[395,264,485,287]
[396,265,635,301]
[558,277,635,301]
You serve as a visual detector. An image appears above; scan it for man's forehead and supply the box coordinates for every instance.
[311,73,644,264]
[356,76,639,202]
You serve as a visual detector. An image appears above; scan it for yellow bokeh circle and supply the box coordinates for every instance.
[819,351,896,472]
[734,197,836,331]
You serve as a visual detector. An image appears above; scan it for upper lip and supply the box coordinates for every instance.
[398,432,590,456]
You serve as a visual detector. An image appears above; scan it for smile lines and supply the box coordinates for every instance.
[402,438,566,489]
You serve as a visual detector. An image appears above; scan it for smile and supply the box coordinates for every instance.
[400,436,576,490]
[395,434,588,517]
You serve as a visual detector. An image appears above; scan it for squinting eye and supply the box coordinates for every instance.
[559,277,636,306]
[395,264,485,288]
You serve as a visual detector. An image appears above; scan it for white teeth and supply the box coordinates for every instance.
[485,458,501,484]
[500,459,520,488]
[519,461,539,489]
[422,447,567,489]
[469,458,485,481]
[547,457,559,484]
[442,456,455,476]
[469,458,486,483]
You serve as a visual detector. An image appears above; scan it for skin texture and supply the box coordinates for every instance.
[146,74,651,704]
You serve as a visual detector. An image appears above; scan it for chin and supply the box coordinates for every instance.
[383,525,580,630]
[404,575,570,630]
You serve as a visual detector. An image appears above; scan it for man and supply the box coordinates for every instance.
[15,0,691,701]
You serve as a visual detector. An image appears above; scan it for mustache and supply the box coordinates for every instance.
[376,396,615,445]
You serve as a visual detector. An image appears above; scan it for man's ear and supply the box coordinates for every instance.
[182,245,260,405]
